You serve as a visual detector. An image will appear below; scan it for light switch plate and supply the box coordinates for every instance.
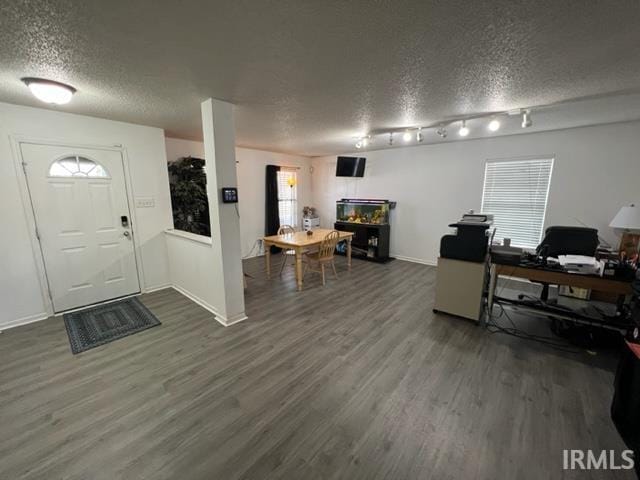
[135,196,155,208]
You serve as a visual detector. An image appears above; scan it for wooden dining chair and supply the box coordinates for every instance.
[303,230,340,286]
[277,225,296,275]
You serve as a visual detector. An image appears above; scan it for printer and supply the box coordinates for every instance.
[439,213,493,263]
[434,213,493,322]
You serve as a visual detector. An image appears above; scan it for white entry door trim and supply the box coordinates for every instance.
[11,136,147,318]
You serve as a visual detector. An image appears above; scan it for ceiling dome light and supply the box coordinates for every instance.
[22,77,76,105]
[402,130,412,142]
[488,118,501,132]
[521,110,532,128]
[458,120,469,137]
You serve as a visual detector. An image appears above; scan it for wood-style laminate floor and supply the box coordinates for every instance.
[0,257,632,479]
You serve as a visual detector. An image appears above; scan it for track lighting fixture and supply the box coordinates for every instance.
[458,120,469,137]
[352,106,539,147]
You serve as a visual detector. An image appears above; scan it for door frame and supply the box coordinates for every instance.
[10,135,145,317]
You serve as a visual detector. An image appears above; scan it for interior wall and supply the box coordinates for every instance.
[165,137,205,162]
[164,231,222,316]
[311,121,640,265]
[235,148,312,257]
[164,138,312,258]
[1,101,172,328]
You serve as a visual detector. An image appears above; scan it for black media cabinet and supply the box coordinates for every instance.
[334,221,391,262]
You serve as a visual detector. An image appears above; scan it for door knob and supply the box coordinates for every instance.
[123,231,130,237]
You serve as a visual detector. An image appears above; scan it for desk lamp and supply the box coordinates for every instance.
[610,203,640,257]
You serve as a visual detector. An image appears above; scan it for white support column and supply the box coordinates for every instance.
[201,98,247,326]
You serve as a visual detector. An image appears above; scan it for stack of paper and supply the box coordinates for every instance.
[557,255,603,275]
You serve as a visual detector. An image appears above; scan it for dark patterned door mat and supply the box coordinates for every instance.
[63,297,161,354]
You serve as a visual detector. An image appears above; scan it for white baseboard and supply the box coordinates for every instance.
[170,285,247,327]
[144,283,173,293]
[246,251,437,268]
[392,254,437,267]
[1,284,247,332]
[220,312,249,327]
[0,312,49,332]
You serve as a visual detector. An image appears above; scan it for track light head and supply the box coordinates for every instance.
[355,135,370,149]
[488,119,500,132]
[388,132,394,146]
[402,130,412,142]
[416,127,423,142]
[436,125,447,138]
[521,110,532,128]
[458,120,469,137]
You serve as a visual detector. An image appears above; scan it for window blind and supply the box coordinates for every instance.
[481,157,554,249]
[277,170,298,228]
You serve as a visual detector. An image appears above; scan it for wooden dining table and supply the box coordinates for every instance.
[263,228,354,291]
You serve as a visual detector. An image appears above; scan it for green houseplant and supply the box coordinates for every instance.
[168,156,211,236]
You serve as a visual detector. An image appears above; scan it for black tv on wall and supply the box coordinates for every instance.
[336,156,366,177]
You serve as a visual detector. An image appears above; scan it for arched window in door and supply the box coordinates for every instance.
[49,155,110,178]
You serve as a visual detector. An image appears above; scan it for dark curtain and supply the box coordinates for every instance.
[265,165,282,253]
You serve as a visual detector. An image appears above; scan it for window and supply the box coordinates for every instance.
[481,157,554,249]
[277,169,298,228]
[49,155,109,178]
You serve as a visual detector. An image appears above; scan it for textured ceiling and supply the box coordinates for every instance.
[1,0,640,156]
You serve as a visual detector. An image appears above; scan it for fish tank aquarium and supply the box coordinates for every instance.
[336,199,392,225]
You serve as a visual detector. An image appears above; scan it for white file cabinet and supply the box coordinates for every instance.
[433,256,487,322]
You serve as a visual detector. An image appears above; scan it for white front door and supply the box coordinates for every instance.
[22,143,140,313]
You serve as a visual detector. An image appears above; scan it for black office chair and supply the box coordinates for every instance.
[534,226,599,301]
[536,226,599,258]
